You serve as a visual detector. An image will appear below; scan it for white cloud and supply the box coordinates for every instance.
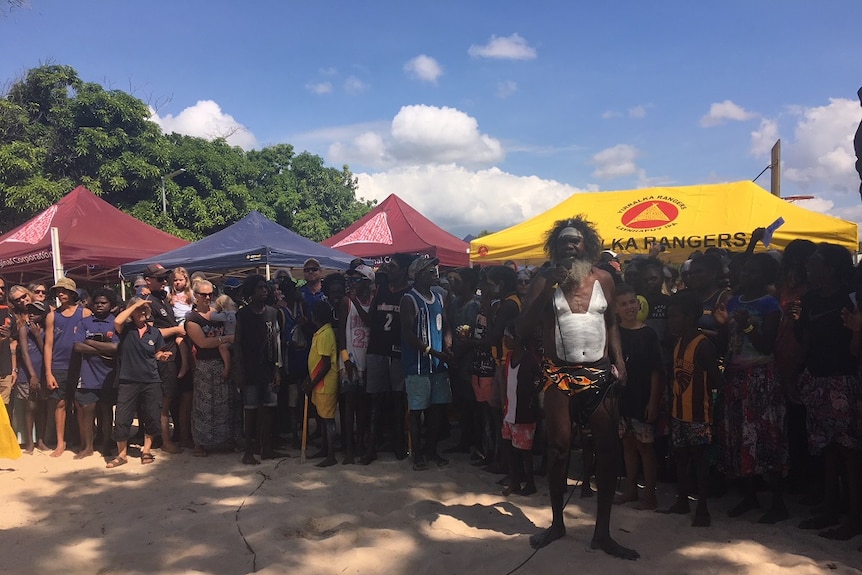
[327,104,504,169]
[306,82,333,95]
[749,118,779,157]
[403,55,443,84]
[468,33,537,60]
[590,144,642,179]
[628,105,647,118]
[793,196,835,213]
[356,165,584,237]
[700,100,757,127]
[781,98,859,193]
[344,76,368,94]
[148,100,257,150]
[601,110,622,119]
[496,80,518,99]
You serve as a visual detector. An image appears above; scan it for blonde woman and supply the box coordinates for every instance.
[185,280,234,456]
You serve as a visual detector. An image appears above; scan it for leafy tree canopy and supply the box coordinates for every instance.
[0,64,373,241]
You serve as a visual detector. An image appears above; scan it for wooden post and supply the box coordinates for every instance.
[771,140,781,197]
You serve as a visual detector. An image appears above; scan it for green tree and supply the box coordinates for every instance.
[0,63,373,242]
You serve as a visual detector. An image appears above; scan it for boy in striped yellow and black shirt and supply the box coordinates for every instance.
[657,291,724,527]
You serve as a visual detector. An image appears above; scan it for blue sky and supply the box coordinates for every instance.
[2,1,861,239]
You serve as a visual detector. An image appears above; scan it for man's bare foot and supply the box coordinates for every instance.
[161,443,183,454]
[819,521,862,541]
[692,511,711,527]
[50,442,66,457]
[614,492,638,505]
[23,445,34,455]
[73,449,94,460]
[36,440,50,451]
[242,453,261,465]
[634,497,658,511]
[518,483,537,496]
[590,536,640,560]
[656,499,690,515]
[502,483,521,496]
[529,524,566,549]
[757,506,789,524]
[315,457,337,468]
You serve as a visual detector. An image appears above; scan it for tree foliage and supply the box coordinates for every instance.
[0,64,373,241]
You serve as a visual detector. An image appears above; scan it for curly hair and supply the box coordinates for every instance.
[544,216,602,264]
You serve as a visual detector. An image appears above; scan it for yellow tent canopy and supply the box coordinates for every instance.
[470,181,858,265]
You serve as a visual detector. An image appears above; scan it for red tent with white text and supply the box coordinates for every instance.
[0,186,188,284]
[322,194,469,268]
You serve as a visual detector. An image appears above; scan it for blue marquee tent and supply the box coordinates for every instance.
[120,211,353,278]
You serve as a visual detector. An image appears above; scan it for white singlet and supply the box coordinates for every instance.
[553,280,607,363]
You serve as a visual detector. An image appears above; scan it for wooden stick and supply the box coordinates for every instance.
[300,394,309,464]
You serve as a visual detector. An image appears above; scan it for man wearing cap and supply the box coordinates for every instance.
[361,253,415,465]
[44,277,91,457]
[400,257,453,471]
[337,262,375,464]
[0,275,17,413]
[300,258,326,310]
[517,216,638,560]
[142,263,185,455]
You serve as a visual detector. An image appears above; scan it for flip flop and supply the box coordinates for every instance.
[141,453,155,465]
[106,457,127,469]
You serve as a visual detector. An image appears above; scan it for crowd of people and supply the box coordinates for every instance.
[1,215,861,560]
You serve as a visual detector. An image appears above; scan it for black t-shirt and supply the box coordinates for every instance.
[798,289,856,377]
[186,310,226,362]
[0,306,18,377]
[367,284,409,357]
[236,305,279,383]
[148,291,179,354]
[618,324,664,420]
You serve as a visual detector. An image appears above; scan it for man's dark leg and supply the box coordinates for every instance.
[425,403,448,466]
[530,385,571,549]
[243,407,260,464]
[588,394,639,559]
[392,390,408,460]
[360,392,381,464]
[259,407,276,459]
[342,389,356,464]
[409,410,427,470]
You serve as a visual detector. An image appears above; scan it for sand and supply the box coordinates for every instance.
[2,445,861,575]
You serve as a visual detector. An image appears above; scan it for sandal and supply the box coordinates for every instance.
[106,456,128,469]
[141,453,155,465]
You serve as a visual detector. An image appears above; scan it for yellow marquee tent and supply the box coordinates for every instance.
[470,181,858,265]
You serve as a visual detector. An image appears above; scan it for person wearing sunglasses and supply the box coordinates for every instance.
[299,258,326,310]
[185,280,234,457]
[28,283,48,304]
[141,264,185,455]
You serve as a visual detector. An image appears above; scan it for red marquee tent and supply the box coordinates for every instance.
[322,194,469,268]
[0,186,188,284]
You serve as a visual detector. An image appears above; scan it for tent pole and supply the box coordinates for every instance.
[265,263,271,281]
[50,227,64,282]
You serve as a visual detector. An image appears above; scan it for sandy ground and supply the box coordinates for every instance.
[2,443,861,575]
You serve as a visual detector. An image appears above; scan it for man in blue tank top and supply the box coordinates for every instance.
[44,277,91,457]
[400,257,452,471]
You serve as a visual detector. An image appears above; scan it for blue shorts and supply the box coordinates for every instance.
[405,372,451,411]
[75,389,102,406]
[243,381,278,409]
[366,354,405,394]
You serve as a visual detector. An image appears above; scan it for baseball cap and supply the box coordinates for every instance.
[347,264,375,282]
[303,258,321,270]
[143,263,172,278]
[408,257,440,280]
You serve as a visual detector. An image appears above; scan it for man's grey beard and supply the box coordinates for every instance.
[561,257,593,288]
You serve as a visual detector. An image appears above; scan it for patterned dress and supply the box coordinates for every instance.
[720,294,786,477]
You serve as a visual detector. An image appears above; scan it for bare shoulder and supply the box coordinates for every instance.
[592,267,616,296]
